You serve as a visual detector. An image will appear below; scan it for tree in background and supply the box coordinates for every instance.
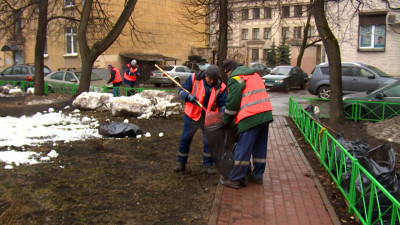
[278,38,291,65]
[266,42,277,68]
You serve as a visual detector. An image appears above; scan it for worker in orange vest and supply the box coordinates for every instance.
[219,59,274,189]
[107,65,123,97]
[124,59,140,96]
[174,65,227,174]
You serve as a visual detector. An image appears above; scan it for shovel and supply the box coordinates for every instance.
[155,64,206,110]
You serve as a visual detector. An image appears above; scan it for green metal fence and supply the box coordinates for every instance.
[0,80,176,96]
[289,96,400,225]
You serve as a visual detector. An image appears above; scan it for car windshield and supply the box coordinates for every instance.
[197,63,210,70]
[74,72,102,81]
[32,66,52,74]
[270,67,291,75]
[364,65,392,77]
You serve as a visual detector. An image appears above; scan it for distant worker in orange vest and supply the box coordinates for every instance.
[174,65,227,174]
[219,59,274,189]
[107,65,122,97]
[124,59,140,96]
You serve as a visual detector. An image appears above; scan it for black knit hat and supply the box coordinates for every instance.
[205,65,220,80]
[222,59,238,73]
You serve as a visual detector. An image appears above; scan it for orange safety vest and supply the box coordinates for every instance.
[234,73,273,123]
[184,74,226,121]
[123,64,138,82]
[111,68,122,83]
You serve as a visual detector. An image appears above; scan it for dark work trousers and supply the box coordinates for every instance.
[227,122,270,182]
[177,114,213,166]
[112,82,122,97]
[124,79,136,96]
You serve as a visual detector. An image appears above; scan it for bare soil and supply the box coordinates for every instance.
[0,93,398,224]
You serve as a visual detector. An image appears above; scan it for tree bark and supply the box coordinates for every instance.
[296,4,313,67]
[217,0,228,84]
[33,0,48,96]
[77,0,137,94]
[313,0,345,124]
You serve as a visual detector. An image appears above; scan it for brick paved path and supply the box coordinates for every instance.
[209,116,340,225]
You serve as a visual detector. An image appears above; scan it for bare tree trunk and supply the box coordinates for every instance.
[313,0,344,124]
[296,3,313,67]
[217,0,228,84]
[33,0,48,96]
[77,0,137,94]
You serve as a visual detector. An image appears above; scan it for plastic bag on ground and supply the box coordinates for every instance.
[205,111,238,178]
[99,122,143,138]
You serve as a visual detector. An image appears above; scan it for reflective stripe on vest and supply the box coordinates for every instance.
[111,68,122,83]
[123,64,137,82]
[184,74,226,121]
[234,73,273,123]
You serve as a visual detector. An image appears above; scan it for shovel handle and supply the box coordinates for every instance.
[155,64,205,110]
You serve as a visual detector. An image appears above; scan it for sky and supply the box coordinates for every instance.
[0,90,179,169]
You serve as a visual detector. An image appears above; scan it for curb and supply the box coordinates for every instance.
[208,183,223,225]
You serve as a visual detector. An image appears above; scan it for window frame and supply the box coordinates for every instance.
[252,28,260,40]
[293,26,302,39]
[282,6,290,18]
[264,7,272,19]
[294,5,303,17]
[242,9,249,20]
[65,27,78,56]
[251,49,259,62]
[263,28,271,39]
[253,8,260,19]
[242,29,249,40]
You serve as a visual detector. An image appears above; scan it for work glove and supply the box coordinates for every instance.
[187,94,198,104]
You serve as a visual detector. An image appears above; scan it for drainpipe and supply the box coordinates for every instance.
[209,0,212,49]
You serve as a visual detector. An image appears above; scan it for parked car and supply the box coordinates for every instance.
[184,61,211,73]
[0,64,52,81]
[307,62,398,99]
[44,70,111,93]
[150,65,193,87]
[262,66,308,92]
[343,81,400,120]
[250,62,271,76]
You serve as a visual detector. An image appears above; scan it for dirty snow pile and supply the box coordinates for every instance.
[73,90,183,118]
[0,90,182,169]
[0,85,25,97]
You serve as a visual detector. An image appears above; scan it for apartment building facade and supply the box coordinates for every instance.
[207,0,321,74]
[0,0,207,79]
[326,0,400,76]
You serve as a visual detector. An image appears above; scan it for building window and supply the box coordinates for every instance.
[308,26,316,37]
[263,49,268,61]
[242,9,249,20]
[282,27,289,40]
[283,6,290,18]
[253,8,260,19]
[252,28,260,40]
[228,30,232,40]
[264,7,272,19]
[242,29,248,40]
[64,0,75,7]
[65,27,77,55]
[294,5,303,17]
[294,27,302,39]
[359,14,386,50]
[263,28,271,39]
[252,49,259,62]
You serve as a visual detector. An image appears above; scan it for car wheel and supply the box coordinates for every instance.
[318,86,331,99]
[172,78,180,87]
[154,83,161,87]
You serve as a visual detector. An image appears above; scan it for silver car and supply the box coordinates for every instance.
[44,70,111,93]
[307,62,398,99]
[150,65,193,87]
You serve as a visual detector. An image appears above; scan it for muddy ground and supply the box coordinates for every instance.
[0,93,399,224]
